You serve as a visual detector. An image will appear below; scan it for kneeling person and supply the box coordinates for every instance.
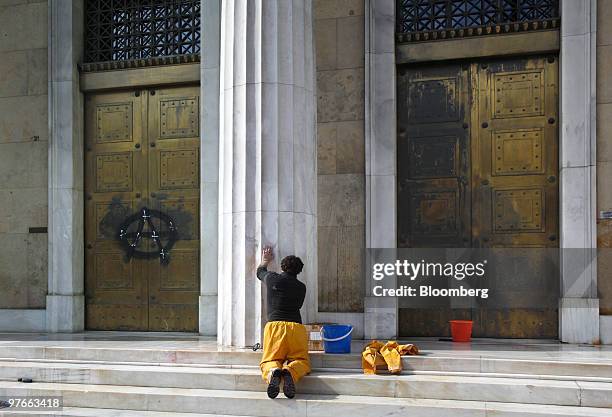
[257,247,310,399]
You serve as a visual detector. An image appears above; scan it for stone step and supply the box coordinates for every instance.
[0,381,611,417]
[3,357,612,383]
[1,345,611,379]
[0,408,251,417]
[0,361,611,407]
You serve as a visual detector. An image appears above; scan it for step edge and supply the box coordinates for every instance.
[0,361,611,385]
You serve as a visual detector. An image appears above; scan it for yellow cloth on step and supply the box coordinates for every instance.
[361,340,419,374]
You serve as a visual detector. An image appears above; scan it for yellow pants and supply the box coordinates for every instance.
[260,321,311,383]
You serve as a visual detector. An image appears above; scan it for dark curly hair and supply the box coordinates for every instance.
[280,255,304,275]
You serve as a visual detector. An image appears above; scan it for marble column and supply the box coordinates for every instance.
[47,0,85,332]
[559,0,599,343]
[364,0,398,340]
[217,0,317,347]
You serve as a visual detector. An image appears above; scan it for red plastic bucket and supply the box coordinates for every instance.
[449,320,473,342]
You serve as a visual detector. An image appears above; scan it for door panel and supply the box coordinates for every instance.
[85,91,148,330]
[471,57,558,338]
[397,63,471,249]
[147,86,200,332]
[85,86,200,332]
[473,57,558,248]
[397,56,558,338]
[397,63,471,336]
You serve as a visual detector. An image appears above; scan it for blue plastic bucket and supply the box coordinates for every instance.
[321,324,353,354]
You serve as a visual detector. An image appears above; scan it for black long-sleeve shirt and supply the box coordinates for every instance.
[257,266,306,324]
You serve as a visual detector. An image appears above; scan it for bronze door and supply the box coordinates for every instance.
[397,56,559,338]
[85,86,200,331]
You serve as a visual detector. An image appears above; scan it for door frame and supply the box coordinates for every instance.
[365,0,600,343]
[46,0,221,335]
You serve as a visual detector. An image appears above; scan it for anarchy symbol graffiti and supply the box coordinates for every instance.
[117,207,178,264]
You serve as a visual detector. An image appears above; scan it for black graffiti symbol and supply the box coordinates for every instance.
[117,207,178,264]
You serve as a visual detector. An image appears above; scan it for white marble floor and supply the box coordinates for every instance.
[0,333,610,363]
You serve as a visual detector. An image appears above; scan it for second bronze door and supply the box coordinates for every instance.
[397,56,559,338]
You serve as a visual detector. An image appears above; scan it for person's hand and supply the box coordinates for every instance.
[262,246,274,263]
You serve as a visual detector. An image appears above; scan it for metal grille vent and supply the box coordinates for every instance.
[84,0,200,64]
[396,0,559,43]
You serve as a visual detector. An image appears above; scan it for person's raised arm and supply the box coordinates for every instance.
[256,246,274,281]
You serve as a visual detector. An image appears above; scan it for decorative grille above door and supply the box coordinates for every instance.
[396,0,559,43]
[84,0,200,67]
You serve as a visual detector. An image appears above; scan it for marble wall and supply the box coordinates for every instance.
[597,0,612,315]
[0,0,48,309]
[315,0,366,312]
